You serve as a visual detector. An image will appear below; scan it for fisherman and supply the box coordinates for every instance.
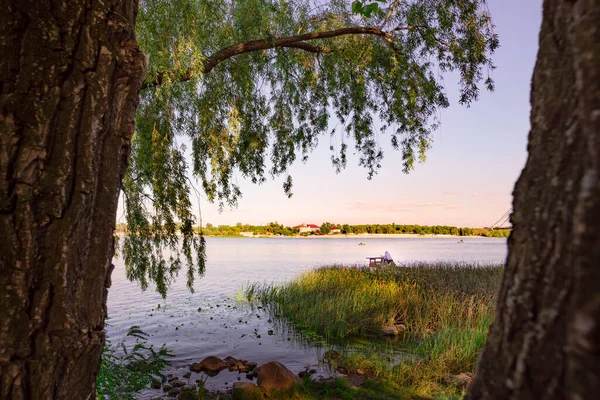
[383,250,393,265]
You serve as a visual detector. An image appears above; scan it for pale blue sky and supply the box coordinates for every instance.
[120,0,544,228]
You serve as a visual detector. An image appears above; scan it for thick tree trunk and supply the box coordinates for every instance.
[467,0,599,399]
[0,1,146,398]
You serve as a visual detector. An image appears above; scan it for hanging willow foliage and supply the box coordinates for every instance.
[122,0,498,296]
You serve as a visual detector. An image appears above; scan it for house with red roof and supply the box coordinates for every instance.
[330,227,341,234]
[293,223,320,233]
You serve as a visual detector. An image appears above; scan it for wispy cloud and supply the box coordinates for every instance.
[414,202,456,208]
[345,201,459,212]
[444,205,460,210]
[444,191,510,198]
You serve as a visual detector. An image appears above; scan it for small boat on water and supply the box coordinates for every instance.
[358,242,366,246]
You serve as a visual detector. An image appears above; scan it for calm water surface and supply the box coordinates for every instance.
[106,237,506,395]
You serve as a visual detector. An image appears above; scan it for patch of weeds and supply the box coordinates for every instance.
[97,325,174,399]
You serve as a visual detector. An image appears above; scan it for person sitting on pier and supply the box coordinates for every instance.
[383,251,394,265]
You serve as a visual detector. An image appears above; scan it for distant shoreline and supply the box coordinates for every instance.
[203,233,498,239]
[114,233,506,239]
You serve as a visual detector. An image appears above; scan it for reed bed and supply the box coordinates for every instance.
[244,262,502,338]
[243,262,503,398]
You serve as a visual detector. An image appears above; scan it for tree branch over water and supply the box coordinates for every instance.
[142,25,441,89]
[130,0,498,295]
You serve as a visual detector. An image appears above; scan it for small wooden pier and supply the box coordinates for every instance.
[367,256,384,267]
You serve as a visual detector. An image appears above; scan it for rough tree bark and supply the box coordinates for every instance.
[467,0,599,399]
[0,1,146,398]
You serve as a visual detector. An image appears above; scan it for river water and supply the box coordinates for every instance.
[106,236,507,396]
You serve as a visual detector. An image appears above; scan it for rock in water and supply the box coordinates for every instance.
[257,361,301,392]
[190,356,230,373]
[224,356,250,371]
[246,361,258,370]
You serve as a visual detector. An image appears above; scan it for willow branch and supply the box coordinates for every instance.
[202,27,398,74]
[380,0,399,29]
[282,42,327,53]
[142,26,407,89]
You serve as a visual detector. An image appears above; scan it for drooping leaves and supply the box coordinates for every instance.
[122,0,498,295]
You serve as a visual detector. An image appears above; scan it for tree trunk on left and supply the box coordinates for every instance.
[0,1,146,398]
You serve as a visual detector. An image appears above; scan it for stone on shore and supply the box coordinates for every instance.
[232,382,264,399]
[257,361,301,392]
[224,356,250,372]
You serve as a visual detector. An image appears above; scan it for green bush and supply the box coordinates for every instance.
[97,326,174,399]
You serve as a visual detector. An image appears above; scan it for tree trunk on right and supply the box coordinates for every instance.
[467,0,600,399]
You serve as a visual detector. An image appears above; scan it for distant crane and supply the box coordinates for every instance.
[490,208,512,230]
